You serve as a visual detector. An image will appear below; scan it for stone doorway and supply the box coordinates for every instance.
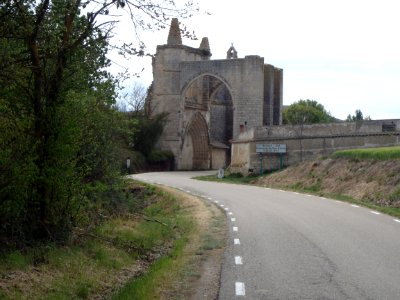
[181,112,209,170]
[181,75,233,169]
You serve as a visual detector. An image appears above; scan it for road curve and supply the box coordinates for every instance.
[130,171,400,299]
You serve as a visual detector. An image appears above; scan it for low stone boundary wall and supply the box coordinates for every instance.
[231,119,400,174]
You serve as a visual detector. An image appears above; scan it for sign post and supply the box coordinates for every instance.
[126,157,131,174]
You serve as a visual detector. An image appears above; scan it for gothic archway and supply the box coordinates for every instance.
[182,74,234,169]
[181,112,210,170]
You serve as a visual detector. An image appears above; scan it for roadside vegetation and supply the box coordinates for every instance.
[332,146,400,160]
[194,172,260,184]
[196,147,400,218]
[0,2,210,298]
[0,1,197,252]
[0,181,226,299]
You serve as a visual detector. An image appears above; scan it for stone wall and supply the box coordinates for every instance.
[231,120,400,174]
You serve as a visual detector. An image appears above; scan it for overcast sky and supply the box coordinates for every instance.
[110,0,400,120]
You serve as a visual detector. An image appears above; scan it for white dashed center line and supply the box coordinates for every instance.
[235,282,246,296]
[234,238,240,245]
[235,256,243,265]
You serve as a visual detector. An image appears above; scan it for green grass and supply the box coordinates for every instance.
[113,188,226,300]
[111,194,203,300]
[332,146,400,160]
[0,183,195,300]
[193,172,261,184]
[112,236,189,300]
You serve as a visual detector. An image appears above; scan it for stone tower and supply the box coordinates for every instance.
[150,19,283,170]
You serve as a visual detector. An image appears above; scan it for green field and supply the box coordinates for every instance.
[332,146,400,160]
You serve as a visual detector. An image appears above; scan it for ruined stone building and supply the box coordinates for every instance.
[149,18,283,170]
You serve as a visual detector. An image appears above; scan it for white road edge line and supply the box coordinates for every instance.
[228,212,233,215]
[224,208,229,211]
[351,204,360,208]
[234,238,240,245]
[233,226,238,232]
[235,282,246,296]
[231,218,236,222]
[394,219,400,223]
[235,256,243,265]
[371,211,381,215]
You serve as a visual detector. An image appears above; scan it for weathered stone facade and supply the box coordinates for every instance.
[150,19,283,170]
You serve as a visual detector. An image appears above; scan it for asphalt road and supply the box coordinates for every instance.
[130,171,400,299]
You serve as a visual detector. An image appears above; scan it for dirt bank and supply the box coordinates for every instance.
[254,158,400,207]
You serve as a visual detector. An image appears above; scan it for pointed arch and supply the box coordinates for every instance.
[182,112,210,170]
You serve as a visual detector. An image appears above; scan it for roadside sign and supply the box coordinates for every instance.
[256,144,286,154]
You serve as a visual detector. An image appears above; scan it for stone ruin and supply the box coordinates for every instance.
[148,18,283,170]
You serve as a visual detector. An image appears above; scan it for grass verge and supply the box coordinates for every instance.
[0,182,225,300]
[113,188,226,300]
[194,170,400,219]
[332,146,400,160]
[193,172,260,184]
[284,187,400,219]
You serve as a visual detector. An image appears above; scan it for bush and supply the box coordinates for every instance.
[147,150,174,163]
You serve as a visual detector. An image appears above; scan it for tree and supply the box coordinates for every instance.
[283,99,334,125]
[346,109,371,122]
[117,82,147,114]
[0,0,197,248]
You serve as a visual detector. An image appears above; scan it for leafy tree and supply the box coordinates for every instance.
[346,109,371,122]
[283,99,334,125]
[132,112,168,156]
[0,0,197,248]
